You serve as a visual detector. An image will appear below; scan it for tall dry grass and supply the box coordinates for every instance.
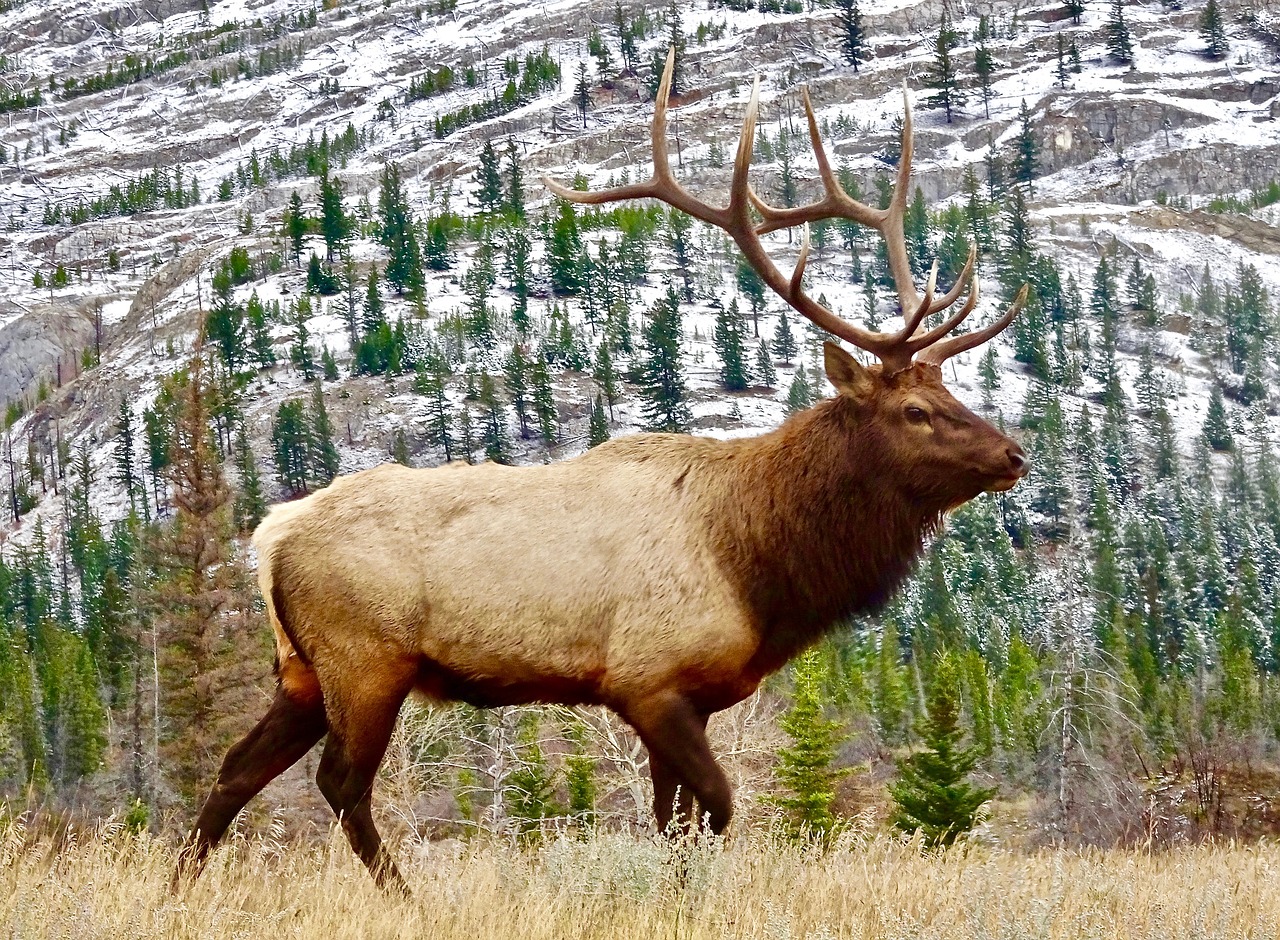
[4,818,1279,939]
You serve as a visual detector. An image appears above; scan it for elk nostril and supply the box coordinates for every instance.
[1008,449,1028,475]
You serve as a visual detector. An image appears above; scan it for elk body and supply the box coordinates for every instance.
[178,53,1028,892]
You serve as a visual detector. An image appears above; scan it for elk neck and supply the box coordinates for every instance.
[700,396,944,674]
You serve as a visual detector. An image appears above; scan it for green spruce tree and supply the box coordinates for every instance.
[835,0,866,71]
[639,286,691,432]
[889,654,995,849]
[770,647,847,844]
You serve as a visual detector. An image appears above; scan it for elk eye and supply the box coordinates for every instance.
[905,405,929,423]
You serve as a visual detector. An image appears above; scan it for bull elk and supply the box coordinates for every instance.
[177,51,1028,892]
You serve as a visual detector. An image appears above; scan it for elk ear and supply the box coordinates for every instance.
[824,341,875,401]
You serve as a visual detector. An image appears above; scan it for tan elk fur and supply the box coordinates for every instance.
[258,357,1016,720]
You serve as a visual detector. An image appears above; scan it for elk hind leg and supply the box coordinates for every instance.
[174,685,326,886]
[315,674,413,893]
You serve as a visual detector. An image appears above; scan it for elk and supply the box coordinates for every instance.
[177,51,1027,892]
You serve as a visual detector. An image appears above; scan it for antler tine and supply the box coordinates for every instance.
[749,86,884,234]
[918,284,1028,366]
[906,269,982,355]
[542,48,730,229]
[925,243,976,316]
[731,77,763,218]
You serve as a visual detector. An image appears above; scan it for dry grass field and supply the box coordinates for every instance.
[4,820,1280,940]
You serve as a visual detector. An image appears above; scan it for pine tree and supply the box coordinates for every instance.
[1055,34,1070,88]
[588,26,615,79]
[504,225,533,332]
[1065,0,1085,24]
[206,264,247,375]
[531,352,558,445]
[548,199,584,295]
[113,400,140,514]
[505,136,525,219]
[246,292,275,370]
[714,299,750,391]
[309,383,340,485]
[904,186,932,278]
[593,341,619,421]
[154,351,262,801]
[1105,0,1134,64]
[615,2,638,74]
[424,216,452,271]
[770,647,847,843]
[1204,383,1233,451]
[736,253,767,335]
[379,164,424,297]
[478,372,511,464]
[974,41,995,119]
[772,307,799,364]
[835,0,866,71]
[573,61,592,128]
[1200,0,1229,59]
[639,286,691,432]
[889,654,995,849]
[665,209,695,303]
[786,367,815,414]
[272,399,311,494]
[504,345,532,439]
[318,165,352,261]
[286,190,307,266]
[38,625,107,786]
[362,265,386,334]
[232,423,265,533]
[754,339,777,389]
[1012,100,1038,188]
[588,393,610,448]
[291,309,317,381]
[664,0,687,95]
[475,140,505,214]
[925,12,965,124]
[417,356,455,462]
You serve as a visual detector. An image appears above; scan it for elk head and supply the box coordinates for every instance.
[545,50,1029,508]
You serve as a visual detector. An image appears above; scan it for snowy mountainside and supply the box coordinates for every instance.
[0,0,1278,543]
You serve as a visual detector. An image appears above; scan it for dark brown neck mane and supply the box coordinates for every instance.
[705,397,943,672]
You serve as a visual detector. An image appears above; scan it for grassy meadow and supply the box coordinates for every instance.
[4,820,1279,939]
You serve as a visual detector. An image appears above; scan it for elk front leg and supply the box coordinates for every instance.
[174,687,327,888]
[650,750,696,835]
[628,694,732,834]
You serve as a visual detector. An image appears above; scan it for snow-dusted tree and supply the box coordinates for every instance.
[1011,100,1038,188]
[639,286,691,432]
[773,306,799,365]
[587,393,610,448]
[925,12,965,123]
[318,165,352,262]
[1104,0,1134,64]
[974,40,996,118]
[1200,0,1229,59]
[309,383,340,486]
[835,0,867,71]
[573,61,592,128]
[474,140,504,214]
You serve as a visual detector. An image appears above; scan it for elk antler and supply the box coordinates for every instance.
[543,48,1025,373]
